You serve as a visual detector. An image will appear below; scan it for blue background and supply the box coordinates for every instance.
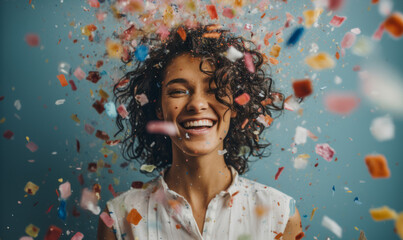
[1,0,403,239]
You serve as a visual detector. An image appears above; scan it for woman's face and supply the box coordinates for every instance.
[158,53,236,157]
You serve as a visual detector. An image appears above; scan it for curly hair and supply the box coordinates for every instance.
[113,24,284,176]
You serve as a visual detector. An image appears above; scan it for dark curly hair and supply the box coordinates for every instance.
[113,23,284,176]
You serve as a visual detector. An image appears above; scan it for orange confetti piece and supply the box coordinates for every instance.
[269,44,281,58]
[384,12,403,38]
[234,0,243,7]
[371,0,379,4]
[57,74,68,87]
[175,224,181,229]
[202,32,221,38]
[235,93,250,105]
[206,5,218,20]
[310,207,318,221]
[206,24,222,31]
[365,154,391,178]
[335,51,340,60]
[126,208,142,225]
[274,232,283,239]
[269,57,279,65]
[177,27,187,41]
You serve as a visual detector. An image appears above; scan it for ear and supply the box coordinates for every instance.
[156,107,164,120]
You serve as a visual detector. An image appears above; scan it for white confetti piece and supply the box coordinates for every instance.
[55,99,66,105]
[294,126,308,145]
[322,215,342,238]
[140,164,157,173]
[225,46,243,62]
[370,115,394,141]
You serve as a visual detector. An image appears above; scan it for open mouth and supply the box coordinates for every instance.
[179,119,217,130]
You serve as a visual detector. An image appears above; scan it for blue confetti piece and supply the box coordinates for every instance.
[100,70,108,76]
[104,102,117,118]
[286,27,305,47]
[57,199,67,220]
[354,197,362,205]
[303,214,308,218]
[134,45,149,62]
[289,198,296,217]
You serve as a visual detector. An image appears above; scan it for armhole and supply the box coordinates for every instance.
[106,200,123,240]
[279,195,295,234]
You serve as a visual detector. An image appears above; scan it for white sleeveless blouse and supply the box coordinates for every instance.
[106,166,295,240]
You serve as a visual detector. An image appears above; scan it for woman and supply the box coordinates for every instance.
[97,24,302,240]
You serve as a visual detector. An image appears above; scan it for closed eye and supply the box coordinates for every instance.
[168,90,189,96]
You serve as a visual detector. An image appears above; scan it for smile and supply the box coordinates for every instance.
[179,119,217,135]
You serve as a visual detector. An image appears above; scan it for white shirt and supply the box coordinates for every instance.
[106,166,294,240]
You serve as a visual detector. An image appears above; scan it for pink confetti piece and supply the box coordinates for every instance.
[3,130,14,139]
[146,121,177,136]
[235,93,251,106]
[330,15,347,27]
[324,92,360,115]
[88,0,100,8]
[84,123,95,135]
[135,94,149,106]
[244,52,255,73]
[315,143,336,162]
[26,142,38,152]
[59,181,71,200]
[80,188,100,215]
[117,104,129,119]
[328,0,345,11]
[100,212,115,228]
[20,237,33,240]
[275,167,285,180]
[341,32,356,49]
[25,33,40,47]
[156,24,170,40]
[96,11,107,22]
[73,67,86,80]
[70,232,84,240]
[372,23,385,41]
[222,8,235,19]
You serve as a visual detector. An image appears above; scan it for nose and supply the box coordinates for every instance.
[186,91,209,113]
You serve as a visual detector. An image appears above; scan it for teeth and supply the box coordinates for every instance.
[183,119,214,128]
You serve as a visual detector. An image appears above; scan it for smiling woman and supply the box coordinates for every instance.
[97,24,302,240]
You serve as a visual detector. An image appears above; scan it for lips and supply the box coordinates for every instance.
[178,118,217,135]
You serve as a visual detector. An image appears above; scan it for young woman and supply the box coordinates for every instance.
[97,24,302,240]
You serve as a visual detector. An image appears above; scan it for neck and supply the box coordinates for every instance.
[164,144,233,207]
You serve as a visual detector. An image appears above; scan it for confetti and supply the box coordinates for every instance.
[71,232,84,240]
[104,102,117,118]
[44,225,62,240]
[364,154,391,178]
[294,154,309,169]
[256,114,273,127]
[294,126,308,145]
[330,15,347,27]
[286,27,304,47]
[352,36,374,57]
[303,8,322,28]
[321,215,342,238]
[55,99,65,105]
[57,74,68,87]
[80,188,101,215]
[135,93,149,106]
[140,164,157,172]
[117,104,129,118]
[269,45,281,58]
[328,0,345,11]
[341,32,357,49]
[3,130,14,139]
[324,92,360,115]
[126,208,142,225]
[73,67,86,80]
[315,143,335,162]
[25,224,40,238]
[396,213,403,239]
[370,115,395,141]
[384,12,403,38]
[243,52,255,73]
[292,79,313,98]
[134,45,149,61]
[25,33,40,47]
[59,181,71,199]
[274,167,284,180]
[86,71,101,84]
[369,206,397,221]
[225,46,243,62]
[84,123,95,134]
[305,52,335,70]
[222,8,235,19]
[206,5,218,20]
[100,212,115,228]
[146,121,177,136]
[235,93,251,105]
[26,141,39,152]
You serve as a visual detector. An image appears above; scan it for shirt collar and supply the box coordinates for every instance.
[157,165,240,198]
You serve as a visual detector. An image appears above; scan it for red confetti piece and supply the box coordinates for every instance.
[84,123,95,134]
[100,212,115,228]
[365,154,391,178]
[131,181,144,189]
[86,71,101,83]
[222,8,235,19]
[26,141,38,152]
[235,93,251,105]
[71,232,84,240]
[69,80,77,91]
[25,33,40,47]
[44,225,62,240]
[315,143,335,162]
[0,96,4,101]
[146,121,177,136]
[55,189,59,198]
[324,92,360,115]
[126,208,142,225]
[384,12,403,38]
[373,23,385,41]
[177,27,187,41]
[92,100,105,114]
[292,79,313,98]
[108,184,118,197]
[206,5,218,20]
[78,174,84,186]
[117,104,129,118]
[57,74,68,87]
[46,205,53,214]
[88,0,100,8]
[328,0,345,11]
[275,167,284,180]
[88,163,97,172]
[95,130,110,140]
[295,231,305,240]
[329,15,347,27]
[105,139,120,146]
[3,130,14,139]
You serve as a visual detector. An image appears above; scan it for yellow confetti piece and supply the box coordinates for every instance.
[140,164,157,173]
[305,52,335,70]
[310,207,318,221]
[90,89,94,98]
[112,153,118,164]
[58,178,63,183]
[354,226,359,231]
[303,8,323,28]
[25,223,40,238]
[71,114,80,124]
[396,212,403,240]
[106,40,123,59]
[370,206,398,221]
[99,89,109,100]
[269,45,281,58]
[113,177,120,186]
[346,191,352,193]
[24,181,39,195]
[26,136,30,142]
[0,117,5,124]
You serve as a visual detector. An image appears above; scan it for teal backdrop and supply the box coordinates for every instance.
[1,0,403,239]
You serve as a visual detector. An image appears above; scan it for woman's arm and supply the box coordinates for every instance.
[97,206,118,240]
[283,207,303,240]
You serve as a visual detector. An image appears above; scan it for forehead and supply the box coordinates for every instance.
[163,54,214,82]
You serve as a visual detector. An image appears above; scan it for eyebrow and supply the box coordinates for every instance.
[165,77,211,87]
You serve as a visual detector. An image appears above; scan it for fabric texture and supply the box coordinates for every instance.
[106,166,294,240]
